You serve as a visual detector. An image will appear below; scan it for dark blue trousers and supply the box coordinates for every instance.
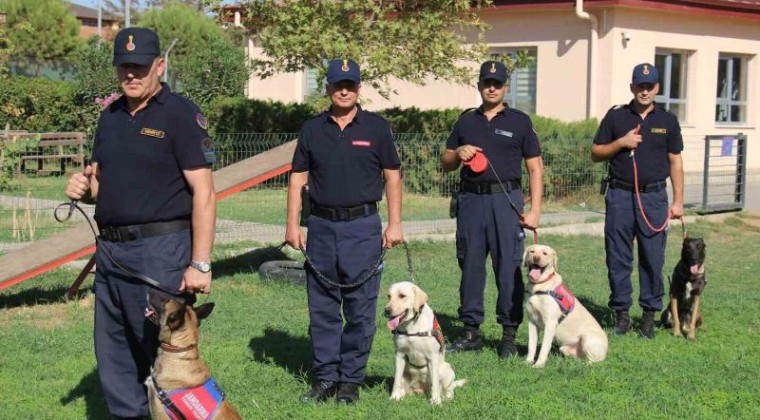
[305,213,382,385]
[456,191,525,327]
[605,187,668,311]
[93,229,190,418]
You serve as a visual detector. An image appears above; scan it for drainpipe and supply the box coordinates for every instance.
[575,0,598,118]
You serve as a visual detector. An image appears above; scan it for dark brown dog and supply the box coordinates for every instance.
[145,290,242,420]
[661,237,706,341]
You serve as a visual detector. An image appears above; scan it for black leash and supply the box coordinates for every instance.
[54,200,189,299]
[287,240,415,289]
[483,156,540,244]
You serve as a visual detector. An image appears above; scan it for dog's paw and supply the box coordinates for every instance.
[672,329,683,338]
[430,396,442,405]
[525,357,535,365]
[533,360,546,369]
[390,392,404,401]
[687,333,697,341]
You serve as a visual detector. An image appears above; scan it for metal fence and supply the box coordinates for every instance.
[0,132,729,251]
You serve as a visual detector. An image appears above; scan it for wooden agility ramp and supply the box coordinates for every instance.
[0,140,296,293]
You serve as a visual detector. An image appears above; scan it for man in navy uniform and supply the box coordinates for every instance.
[591,62,683,339]
[285,58,404,404]
[65,27,216,419]
[441,60,543,358]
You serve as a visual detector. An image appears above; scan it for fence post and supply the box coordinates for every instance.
[735,133,746,208]
[701,135,710,212]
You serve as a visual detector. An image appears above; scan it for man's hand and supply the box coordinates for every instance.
[180,267,211,294]
[285,225,306,250]
[65,165,93,200]
[456,145,482,162]
[521,209,540,231]
[383,222,404,248]
[669,202,683,220]
[619,126,642,151]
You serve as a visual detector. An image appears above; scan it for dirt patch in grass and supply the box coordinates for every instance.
[0,293,92,330]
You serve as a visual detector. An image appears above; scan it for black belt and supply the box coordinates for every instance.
[98,219,191,242]
[460,180,520,195]
[311,203,378,222]
[609,179,666,193]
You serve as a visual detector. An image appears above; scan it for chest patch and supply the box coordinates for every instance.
[163,378,225,420]
[141,128,165,139]
[495,128,513,138]
[352,140,371,147]
[650,128,667,134]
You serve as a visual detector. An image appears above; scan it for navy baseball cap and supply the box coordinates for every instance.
[632,63,659,85]
[479,60,508,83]
[326,59,361,84]
[113,27,161,66]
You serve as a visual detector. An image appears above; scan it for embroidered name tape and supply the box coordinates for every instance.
[495,129,513,138]
[651,128,667,134]
[352,140,371,147]
[141,128,165,139]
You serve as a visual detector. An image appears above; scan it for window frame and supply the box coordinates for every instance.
[655,49,690,124]
[489,47,537,114]
[715,54,749,125]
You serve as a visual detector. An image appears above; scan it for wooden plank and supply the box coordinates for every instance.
[214,139,296,194]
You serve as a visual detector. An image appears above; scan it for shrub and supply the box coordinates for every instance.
[0,76,85,132]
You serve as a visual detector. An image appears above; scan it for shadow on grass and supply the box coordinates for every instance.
[248,326,389,390]
[577,294,614,328]
[214,245,294,278]
[0,284,91,310]
[60,369,110,419]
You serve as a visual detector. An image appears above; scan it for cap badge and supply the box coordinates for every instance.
[341,59,349,72]
[195,113,208,130]
[642,65,650,75]
[126,35,136,52]
[490,62,496,73]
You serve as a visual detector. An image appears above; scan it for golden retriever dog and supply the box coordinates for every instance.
[145,290,242,420]
[384,281,466,405]
[523,244,608,368]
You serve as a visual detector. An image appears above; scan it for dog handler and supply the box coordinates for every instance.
[285,58,404,404]
[591,63,684,339]
[64,28,216,419]
[441,60,543,358]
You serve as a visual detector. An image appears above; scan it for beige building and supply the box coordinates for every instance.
[232,0,760,172]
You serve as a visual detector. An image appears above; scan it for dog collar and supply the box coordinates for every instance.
[392,311,446,353]
[160,342,198,353]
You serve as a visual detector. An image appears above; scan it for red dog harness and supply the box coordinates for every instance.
[152,376,225,420]
[392,310,446,353]
[534,283,576,323]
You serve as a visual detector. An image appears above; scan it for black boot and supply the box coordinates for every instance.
[640,309,656,339]
[614,310,631,335]
[446,325,483,353]
[497,326,518,359]
[335,382,360,404]
[301,380,337,403]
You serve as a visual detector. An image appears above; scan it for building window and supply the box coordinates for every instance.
[490,47,537,114]
[655,50,689,122]
[303,67,321,101]
[80,18,98,27]
[716,54,748,124]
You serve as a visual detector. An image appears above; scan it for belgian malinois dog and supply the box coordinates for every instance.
[145,290,242,419]
[661,237,707,341]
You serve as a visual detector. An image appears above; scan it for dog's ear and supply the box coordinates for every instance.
[413,285,428,314]
[194,302,215,324]
[550,248,558,271]
[167,305,187,331]
[522,246,531,267]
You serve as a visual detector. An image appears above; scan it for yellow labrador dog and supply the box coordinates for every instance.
[145,290,242,420]
[523,244,608,368]
[384,281,466,405]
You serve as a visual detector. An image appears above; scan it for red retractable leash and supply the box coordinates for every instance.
[629,124,686,237]
[464,151,539,244]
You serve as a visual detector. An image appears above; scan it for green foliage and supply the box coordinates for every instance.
[175,33,249,106]
[206,97,317,134]
[0,24,10,77]
[0,0,81,75]
[245,0,525,98]
[0,135,39,190]
[0,76,86,132]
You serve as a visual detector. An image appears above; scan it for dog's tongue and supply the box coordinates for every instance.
[690,264,701,275]
[144,307,155,318]
[387,314,404,331]
[529,267,542,281]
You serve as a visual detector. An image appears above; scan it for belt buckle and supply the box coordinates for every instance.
[337,207,350,221]
[478,183,487,194]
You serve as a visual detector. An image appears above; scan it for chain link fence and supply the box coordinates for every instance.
[0,133,723,251]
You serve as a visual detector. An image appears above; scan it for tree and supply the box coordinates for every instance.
[0,0,81,76]
[137,3,248,104]
[0,22,11,78]
[242,0,531,98]
[67,37,121,134]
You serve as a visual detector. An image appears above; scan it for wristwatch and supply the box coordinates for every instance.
[190,260,212,273]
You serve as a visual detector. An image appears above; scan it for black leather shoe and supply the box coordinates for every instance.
[336,383,360,404]
[301,380,337,403]
[446,327,483,353]
[497,326,518,359]
[640,310,656,339]
[614,310,631,335]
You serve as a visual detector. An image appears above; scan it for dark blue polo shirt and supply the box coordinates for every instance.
[594,101,683,185]
[92,84,215,226]
[446,105,541,183]
[292,106,400,207]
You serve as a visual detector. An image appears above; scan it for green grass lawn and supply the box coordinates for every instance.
[1,216,759,418]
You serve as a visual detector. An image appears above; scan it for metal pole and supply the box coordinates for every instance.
[125,0,131,28]
[163,38,179,84]
[702,136,710,212]
[97,0,102,45]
